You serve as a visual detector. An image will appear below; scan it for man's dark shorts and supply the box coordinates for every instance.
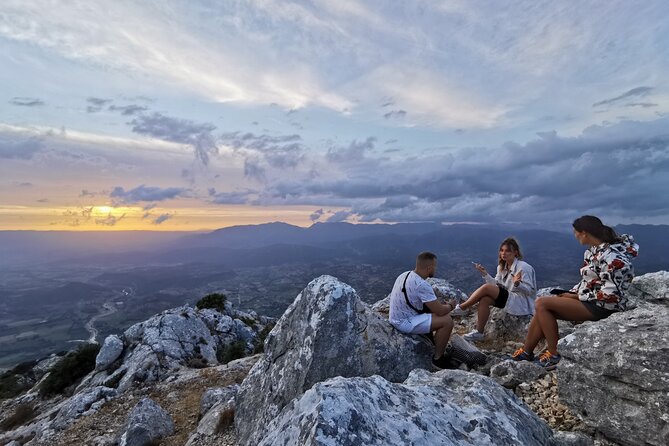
[493,285,509,308]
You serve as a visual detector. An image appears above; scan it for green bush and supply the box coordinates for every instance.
[217,340,247,364]
[196,293,228,313]
[253,323,275,354]
[38,343,100,397]
[0,373,27,399]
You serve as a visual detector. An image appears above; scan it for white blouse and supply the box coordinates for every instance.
[482,258,537,316]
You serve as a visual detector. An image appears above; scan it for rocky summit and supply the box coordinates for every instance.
[1,272,668,446]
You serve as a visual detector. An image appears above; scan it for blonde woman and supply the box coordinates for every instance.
[451,237,537,341]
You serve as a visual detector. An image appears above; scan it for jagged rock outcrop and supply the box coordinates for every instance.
[87,304,271,392]
[558,272,669,446]
[118,398,174,446]
[255,369,558,446]
[95,335,124,371]
[235,275,434,446]
[199,385,239,417]
[51,386,117,430]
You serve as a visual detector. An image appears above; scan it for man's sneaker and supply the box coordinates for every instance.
[463,330,485,342]
[431,353,455,370]
[450,304,468,316]
[510,347,534,361]
[536,350,561,370]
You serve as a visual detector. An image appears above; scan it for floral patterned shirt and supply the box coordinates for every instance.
[571,234,639,311]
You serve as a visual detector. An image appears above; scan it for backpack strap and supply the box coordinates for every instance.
[402,271,427,314]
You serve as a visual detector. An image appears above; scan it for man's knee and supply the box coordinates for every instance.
[431,314,453,330]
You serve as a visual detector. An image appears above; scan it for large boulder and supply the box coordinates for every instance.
[557,272,669,446]
[118,398,174,446]
[256,369,557,446]
[235,275,434,446]
[95,334,124,371]
[51,386,117,430]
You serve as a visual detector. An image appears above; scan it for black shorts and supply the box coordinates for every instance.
[582,301,618,321]
[493,285,509,308]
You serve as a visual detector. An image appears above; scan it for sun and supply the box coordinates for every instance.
[94,205,113,214]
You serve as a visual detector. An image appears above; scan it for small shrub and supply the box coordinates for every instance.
[0,403,36,430]
[39,343,100,397]
[0,373,28,399]
[196,293,227,312]
[253,323,275,354]
[238,316,257,328]
[103,368,126,389]
[217,341,247,364]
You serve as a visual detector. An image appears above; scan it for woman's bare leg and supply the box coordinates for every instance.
[529,297,594,354]
[460,283,500,310]
[476,296,496,332]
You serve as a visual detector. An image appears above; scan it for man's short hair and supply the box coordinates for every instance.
[416,251,437,267]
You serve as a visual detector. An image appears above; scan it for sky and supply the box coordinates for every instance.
[1,0,668,231]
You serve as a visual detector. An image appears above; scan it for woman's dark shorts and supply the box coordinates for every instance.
[493,285,509,308]
[582,301,618,321]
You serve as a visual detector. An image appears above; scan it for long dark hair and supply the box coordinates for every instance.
[572,215,619,244]
[498,237,522,270]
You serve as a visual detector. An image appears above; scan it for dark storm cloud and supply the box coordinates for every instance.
[130,112,219,165]
[109,104,149,115]
[592,86,653,107]
[9,97,44,107]
[258,117,669,223]
[110,184,187,203]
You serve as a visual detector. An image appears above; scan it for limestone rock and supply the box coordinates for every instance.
[95,335,124,371]
[628,270,669,305]
[256,369,557,446]
[552,431,594,446]
[557,287,669,446]
[235,275,433,446]
[118,398,174,446]
[200,384,239,417]
[489,359,547,389]
[52,386,117,430]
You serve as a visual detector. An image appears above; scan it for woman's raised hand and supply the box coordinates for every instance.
[473,263,487,276]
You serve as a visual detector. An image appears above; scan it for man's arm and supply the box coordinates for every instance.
[424,299,453,316]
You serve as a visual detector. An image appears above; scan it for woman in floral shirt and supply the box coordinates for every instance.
[511,215,639,369]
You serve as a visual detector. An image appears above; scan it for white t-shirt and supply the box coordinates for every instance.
[389,271,437,326]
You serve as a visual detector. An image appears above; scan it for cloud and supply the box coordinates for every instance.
[220,132,305,169]
[326,137,376,163]
[254,116,669,223]
[326,210,352,223]
[110,184,187,204]
[86,97,113,113]
[109,104,149,115]
[383,109,407,119]
[625,102,658,108]
[9,97,44,106]
[13,181,33,187]
[0,135,44,159]
[130,112,219,165]
[95,212,126,226]
[209,188,255,205]
[152,213,171,224]
[592,87,653,107]
[309,208,324,222]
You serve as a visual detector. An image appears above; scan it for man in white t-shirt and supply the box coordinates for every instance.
[389,252,456,370]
